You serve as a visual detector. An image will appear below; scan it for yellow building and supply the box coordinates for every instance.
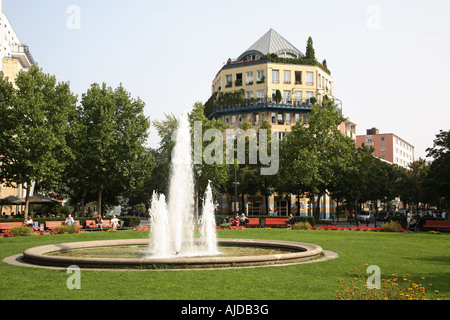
[207,29,349,219]
[0,1,36,216]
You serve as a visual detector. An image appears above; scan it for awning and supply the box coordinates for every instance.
[28,194,60,204]
[0,195,25,205]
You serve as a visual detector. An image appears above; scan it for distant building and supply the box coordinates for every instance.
[0,1,36,215]
[0,1,35,82]
[356,128,415,168]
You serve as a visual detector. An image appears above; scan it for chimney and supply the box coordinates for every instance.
[366,128,379,135]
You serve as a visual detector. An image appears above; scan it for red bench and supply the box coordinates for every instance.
[0,222,24,232]
[45,221,64,230]
[423,220,450,230]
[85,219,113,229]
[246,218,260,227]
[264,218,289,227]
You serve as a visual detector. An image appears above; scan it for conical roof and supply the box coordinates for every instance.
[237,29,305,61]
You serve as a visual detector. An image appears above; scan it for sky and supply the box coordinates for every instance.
[3,0,450,159]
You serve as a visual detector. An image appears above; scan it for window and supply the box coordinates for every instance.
[295,113,300,124]
[306,72,314,85]
[283,90,291,103]
[272,70,279,83]
[295,71,302,84]
[231,115,236,127]
[254,113,260,126]
[283,70,291,84]
[246,72,253,85]
[294,91,303,103]
[303,113,307,125]
[235,73,243,86]
[225,116,230,125]
[271,112,276,124]
[226,75,232,87]
[257,90,264,104]
[306,91,314,101]
[257,70,265,83]
[278,113,284,125]
[286,113,291,125]
[246,113,252,123]
[381,146,386,152]
[381,137,385,142]
[246,91,253,99]
[238,114,243,125]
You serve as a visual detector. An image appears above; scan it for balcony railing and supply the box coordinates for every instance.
[212,96,315,113]
[10,44,36,68]
[209,96,342,118]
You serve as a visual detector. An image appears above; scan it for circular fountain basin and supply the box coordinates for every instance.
[21,239,324,269]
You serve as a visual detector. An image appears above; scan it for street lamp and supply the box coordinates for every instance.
[232,166,240,216]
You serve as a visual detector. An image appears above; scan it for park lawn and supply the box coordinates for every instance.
[0,228,448,300]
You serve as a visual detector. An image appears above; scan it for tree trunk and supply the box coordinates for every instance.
[316,194,322,222]
[98,187,104,217]
[24,184,31,219]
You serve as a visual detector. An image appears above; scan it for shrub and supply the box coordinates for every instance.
[8,225,34,237]
[381,220,403,232]
[52,224,82,234]
[292,221,312,230]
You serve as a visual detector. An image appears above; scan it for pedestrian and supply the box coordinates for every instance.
[407,210,413,229]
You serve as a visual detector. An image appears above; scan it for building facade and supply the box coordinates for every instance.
[207,29,351,219]
[0,1,36,215]
[356,128,415,168]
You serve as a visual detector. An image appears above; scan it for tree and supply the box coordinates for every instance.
[305,36,316,60]
[423,130,450,209]
[279,119,316,215]
[68,83,152,216]
[190,102,230,218]
[0,66,77,217]
[398,159,429,210]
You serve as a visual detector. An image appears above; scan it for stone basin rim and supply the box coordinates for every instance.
[22,238,323,268]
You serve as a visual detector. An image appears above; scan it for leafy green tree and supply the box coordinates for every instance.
[0,66,77,217]
[151,114,178,194]
[305,100,350,221]
[398,159,429,210]
[67,83,152,216]
[423,130,450,209]
[279,118,316,215]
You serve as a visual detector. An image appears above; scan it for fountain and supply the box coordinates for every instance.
[13,109,330,270]
[148,109,219,258]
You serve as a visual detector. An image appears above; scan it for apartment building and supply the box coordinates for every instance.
[0,1,36,215]
[356,128,415,168]
[206,29,351,218]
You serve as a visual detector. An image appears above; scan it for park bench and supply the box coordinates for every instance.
[229,217,260,227]
[422,220,450,231]
[0,222,24,232]
[45,221,64,230]
[264,218,289,228]
[246,218,260,227]
[85,219,114,230]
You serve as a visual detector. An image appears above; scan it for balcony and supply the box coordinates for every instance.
[207,96,315,119]
[10,45,35,69]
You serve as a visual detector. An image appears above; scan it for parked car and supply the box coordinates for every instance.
[357,211,375,223]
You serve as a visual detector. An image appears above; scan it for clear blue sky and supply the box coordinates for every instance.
[3,0,450,159]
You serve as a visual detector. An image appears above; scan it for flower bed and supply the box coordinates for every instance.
[292,224,409,233]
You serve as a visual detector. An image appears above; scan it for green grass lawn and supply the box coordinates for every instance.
[0,228,449,300]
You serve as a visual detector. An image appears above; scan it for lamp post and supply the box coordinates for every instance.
[232,165,240,216]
